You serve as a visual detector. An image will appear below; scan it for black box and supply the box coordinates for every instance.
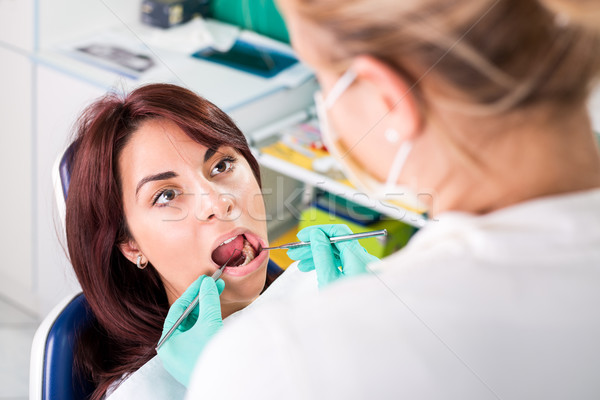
[141,0,210,29]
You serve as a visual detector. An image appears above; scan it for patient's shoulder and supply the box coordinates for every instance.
[105,356,185,400]
[257,261,318,306]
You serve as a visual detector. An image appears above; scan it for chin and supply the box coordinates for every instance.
[220,257,268,305]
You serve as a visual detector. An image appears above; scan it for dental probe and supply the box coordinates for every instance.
[156,249,240,351]
[258,229,387,252]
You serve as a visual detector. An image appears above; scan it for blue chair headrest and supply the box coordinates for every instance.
[43,293,95,400]
[59,144,75,201]
[267,258,283,276]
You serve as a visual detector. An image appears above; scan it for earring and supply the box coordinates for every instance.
[384,128,400,143]
[136,254,148,270]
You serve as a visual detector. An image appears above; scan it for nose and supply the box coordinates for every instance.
[194,189,236,222]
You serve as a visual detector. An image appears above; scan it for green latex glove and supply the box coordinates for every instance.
[287,224,380,288]
[157,275,225,387]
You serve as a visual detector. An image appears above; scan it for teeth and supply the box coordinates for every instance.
[219,235,239,247]
[239,239,256,267]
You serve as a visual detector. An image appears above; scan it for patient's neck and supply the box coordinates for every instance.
[221,298,256,319]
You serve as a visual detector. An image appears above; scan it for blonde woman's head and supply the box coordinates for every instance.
[281,0,600,115]
[278,0,600,215]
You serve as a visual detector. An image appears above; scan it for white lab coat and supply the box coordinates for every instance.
[105,262,318,399]
[187,189,600,400]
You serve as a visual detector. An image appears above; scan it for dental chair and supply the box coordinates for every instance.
[29,144,95,400]
[31,143,284,400]
[29,292,95,400]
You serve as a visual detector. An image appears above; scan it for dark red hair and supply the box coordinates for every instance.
[65,84,262,399]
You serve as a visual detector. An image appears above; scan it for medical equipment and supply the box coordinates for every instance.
[287,224,382,288]
[257,229,387,252]
[156,230,385,350]
[155,249,240,351]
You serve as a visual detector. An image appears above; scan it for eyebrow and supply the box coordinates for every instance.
[135,171,178,197]
[204,147,220,163]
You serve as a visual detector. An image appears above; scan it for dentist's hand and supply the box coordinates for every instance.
[287,224,380,289]
[157,275,225,387]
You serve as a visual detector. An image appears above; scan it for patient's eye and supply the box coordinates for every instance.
[153,188,181,206]
[210,156,236,177]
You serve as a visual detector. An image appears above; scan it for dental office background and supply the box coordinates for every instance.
[1,0,600,327]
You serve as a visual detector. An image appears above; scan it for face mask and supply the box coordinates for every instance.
[314,69,426,212]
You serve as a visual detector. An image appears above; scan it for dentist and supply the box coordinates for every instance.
[188,0,600,398]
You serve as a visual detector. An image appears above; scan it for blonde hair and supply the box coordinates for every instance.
[292,0,600,115]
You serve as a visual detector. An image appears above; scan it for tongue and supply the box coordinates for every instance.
[212,235,245,266]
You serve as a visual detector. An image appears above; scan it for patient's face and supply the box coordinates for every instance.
[118,118,269,318]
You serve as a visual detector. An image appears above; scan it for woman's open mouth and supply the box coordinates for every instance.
[211,232,267,277]
[212,234,256,267]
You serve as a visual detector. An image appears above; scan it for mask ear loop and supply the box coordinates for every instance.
[383,140,413,194]
[324,69,358,109]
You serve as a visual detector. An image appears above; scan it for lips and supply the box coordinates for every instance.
[210,229,268,277]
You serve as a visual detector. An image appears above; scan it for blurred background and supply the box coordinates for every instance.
[1,1,599,398]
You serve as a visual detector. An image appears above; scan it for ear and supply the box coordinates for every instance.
[118,239,141,265]
[351,55,422,141]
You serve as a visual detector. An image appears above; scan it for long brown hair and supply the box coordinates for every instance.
[65,84,262,399]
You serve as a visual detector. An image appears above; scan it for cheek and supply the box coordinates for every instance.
[245,185,266,223]
[126,206,213,289]
[138,223,198,268]
[224,179,267,236]
[226,166,266,223]
[329,98,400,183]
